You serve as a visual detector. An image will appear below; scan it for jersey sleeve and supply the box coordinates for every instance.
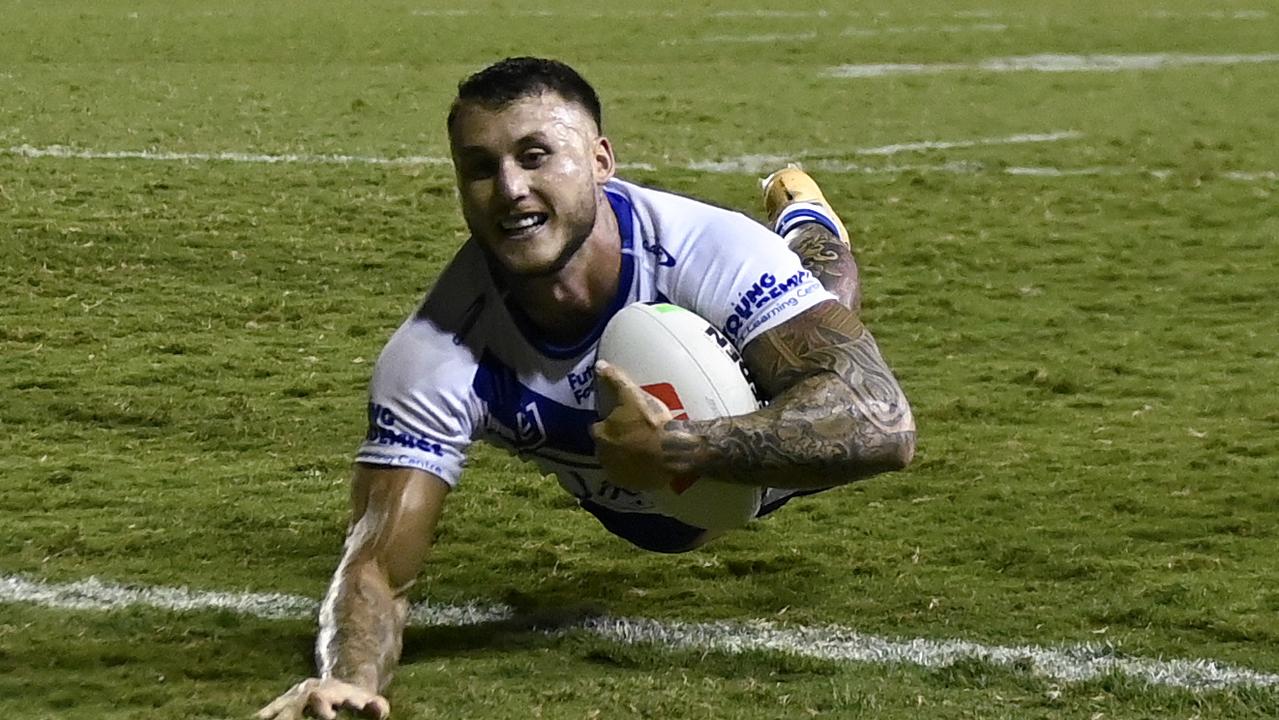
[354,316,480,486]
[664,208,836,349]
[354,262,490,487]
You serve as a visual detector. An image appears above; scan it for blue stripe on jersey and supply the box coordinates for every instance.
[472,349,598,457]
[582,487,837,553]
[776,207,841,239]
[610,187,635,248]
[579,500,710,554]
[506,189,637,360]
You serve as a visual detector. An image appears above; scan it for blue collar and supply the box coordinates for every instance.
[504,189,636,360]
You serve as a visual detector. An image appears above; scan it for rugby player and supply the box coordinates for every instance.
[259,57,915,720]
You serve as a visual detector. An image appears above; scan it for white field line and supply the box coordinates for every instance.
[408,8,836,18]
[709,9,833,18]
[3,132,1071,173]
[842,22,1008,37]
[688,131,1083,173]
[855,130,1080,156]
[1144,10,1269,20]
[0,143,659,171]
[701,160,1278,182]
[5,140,1275,182]
[583,617,1279,690]
[1221,170,1279,181]
[2,144,453,167]
[825,53,1279,78]
[1004,165,1169,178]
[1004,166,1278,182]
[409,9,475,17]
[669,32,819,44]
[406,9,1266,21]
[675,22,1007,45]
[3,573,1278,692]
[407,9,1018,19]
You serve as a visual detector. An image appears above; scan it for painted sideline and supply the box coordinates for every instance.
[0,143,657,171]
[689,131,1082,173]
[5,138,1274,182]
[1,131,1076,170]
[699,159,1277,182]
[841,22,1008,38]
[670,22,1007,44]
[3,144,453,167]
[856,130,1080,156]
[3,574,1277,691]
[825,53,1279,78]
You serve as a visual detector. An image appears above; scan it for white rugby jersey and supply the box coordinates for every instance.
[356,178,836,549]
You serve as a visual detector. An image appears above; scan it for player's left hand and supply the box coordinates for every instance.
[256,677,390,720]
[590,360,677,491]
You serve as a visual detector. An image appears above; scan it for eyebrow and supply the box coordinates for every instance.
[456,131,556,155]
[516,131,553,146]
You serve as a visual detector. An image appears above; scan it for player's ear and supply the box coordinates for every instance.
[593,135,616,184]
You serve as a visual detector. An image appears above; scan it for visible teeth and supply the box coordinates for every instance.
[501,214,545,231]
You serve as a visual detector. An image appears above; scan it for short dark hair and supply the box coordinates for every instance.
[447,57,603,133]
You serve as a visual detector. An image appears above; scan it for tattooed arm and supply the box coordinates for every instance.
[593,300,914,491]
[258,465,447,720]
[720,302,913,485]
[672,301,913,488]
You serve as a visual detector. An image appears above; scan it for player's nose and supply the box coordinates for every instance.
[494,158,531,201]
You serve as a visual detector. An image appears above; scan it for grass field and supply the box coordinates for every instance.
[3,0,1278,717]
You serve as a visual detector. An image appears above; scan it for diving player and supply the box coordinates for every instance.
[259,57,914,720]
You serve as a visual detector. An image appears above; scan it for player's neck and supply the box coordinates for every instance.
[505,203,622,345]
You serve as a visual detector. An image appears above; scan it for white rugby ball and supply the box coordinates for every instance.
[596,302,763,531]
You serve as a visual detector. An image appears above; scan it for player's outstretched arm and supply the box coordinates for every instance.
[257,465,448,720]
[667,300,914,489]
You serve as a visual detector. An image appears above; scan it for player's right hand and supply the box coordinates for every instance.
[591,360,679,491]
[256,677,390,720]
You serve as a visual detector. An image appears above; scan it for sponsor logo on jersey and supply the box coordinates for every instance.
[356,450,448,479]
[641,237,677,267]
[514,400,547,449]
[365,402,445,456]
[722,269,812,340]
[568,365,595,404]
[557,470,653,511]
[472,350,598,456]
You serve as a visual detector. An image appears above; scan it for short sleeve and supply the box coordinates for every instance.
[354,297,485,487]
[665,209,835,348]
[353,245,496,488]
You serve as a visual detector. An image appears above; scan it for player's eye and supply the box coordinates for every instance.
[519,148,549,169]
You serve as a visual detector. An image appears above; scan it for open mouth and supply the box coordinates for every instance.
[499,212,549,237]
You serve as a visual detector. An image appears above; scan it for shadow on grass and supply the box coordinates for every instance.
[401,600,606,661]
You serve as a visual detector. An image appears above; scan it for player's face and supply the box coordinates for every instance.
[449,92,615,278]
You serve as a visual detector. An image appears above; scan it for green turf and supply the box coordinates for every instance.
[2,0,1278,717]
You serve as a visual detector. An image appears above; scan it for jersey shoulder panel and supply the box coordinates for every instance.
[355,242,493,485]
[611,179,836,348]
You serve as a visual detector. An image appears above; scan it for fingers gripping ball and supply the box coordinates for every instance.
[596,302,763,530]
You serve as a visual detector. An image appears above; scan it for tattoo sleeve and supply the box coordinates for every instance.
[788,223,861,313]
[662,301,915,489]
